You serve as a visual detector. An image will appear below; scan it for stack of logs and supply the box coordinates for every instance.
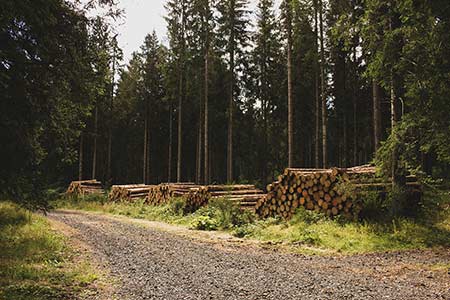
[66,180,104,197]
[108,184,156,202]
[255,165,421,220]
[146,183,199,205]
[185,184,265,212]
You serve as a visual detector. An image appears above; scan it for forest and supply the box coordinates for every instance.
[1,0,450,207]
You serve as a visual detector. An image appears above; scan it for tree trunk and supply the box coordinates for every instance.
[204,43,209,185]
[177,68,183,183]
[372,80,381,151]
[314,0,320,169]
[143,108,148,184]
[389,13,405,197]
[227,6,235,183]
[168,101,173,182]
[390,73,399,177]
[79,132,84,181]
[319,0,327,168]
[146,102,151,184]
[92,105,98,179]
[343,115,347,167]
[286,1,294,168]
[353,47,358,166]
[107,42,116,186]
[353,90,357,166]
[196,84,203,184]
[262,63,268,185]
[177,0,186,183]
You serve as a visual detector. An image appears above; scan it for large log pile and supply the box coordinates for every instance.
[255,165,421,220]
[185,184,265,212]
[146,183,199,205]
[66,180,104,197]
[108,184,156,202]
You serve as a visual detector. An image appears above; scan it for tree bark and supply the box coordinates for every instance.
[143,99,151,184]
[168,101,173,182]
[390,73,399,174]
[177,68,183,183]
[79,132,84,181]
[319,0,327,168]
[262,59,268,185]
[353,47,358,166]
[143,107,148,184]
[343,115,347,167]
[196,83,203,184]
[372,80,381,151]
[92,105,98,179]
[389,13,405,196]
[204,41,209,185]
[177,1,186,183]
[286,0,294,168]
[107,44,116,186]
[227,3,235,183]
[314,0,320,169]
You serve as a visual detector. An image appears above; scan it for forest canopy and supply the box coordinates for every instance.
[1,0,449,207]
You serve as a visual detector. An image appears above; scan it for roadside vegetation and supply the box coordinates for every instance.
[54,184,450,255]
[0,202,103,300]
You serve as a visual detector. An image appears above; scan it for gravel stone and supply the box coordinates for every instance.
[48,210,450,300]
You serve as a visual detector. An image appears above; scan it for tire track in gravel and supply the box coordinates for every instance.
[48,210,450,300]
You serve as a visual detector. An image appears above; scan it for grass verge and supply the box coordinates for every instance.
[54,188,450,255]
[0,201,103,300]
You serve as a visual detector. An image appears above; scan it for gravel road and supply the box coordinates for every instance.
[48,210,450,300]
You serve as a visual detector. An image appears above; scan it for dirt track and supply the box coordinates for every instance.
[48,210,450,300]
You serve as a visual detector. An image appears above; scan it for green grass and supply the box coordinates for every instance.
[239,211,449,254]
[0,202,102,300]
[55,196,197,227]
[54,188,450,255]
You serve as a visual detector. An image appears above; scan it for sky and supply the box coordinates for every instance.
[105,0,282,64]
[113,0,167,63]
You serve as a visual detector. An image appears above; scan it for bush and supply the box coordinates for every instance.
[189,215,219,231]
[168,197,186,216]
[359,191,390,221]
[188,198,256,231]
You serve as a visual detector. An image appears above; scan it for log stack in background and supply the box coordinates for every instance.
[185,184,266,212]
[108,184,156,202]
[146,183,199,205]
[255,165,421,220]
[66,180,104,197]
[255,168,348,219]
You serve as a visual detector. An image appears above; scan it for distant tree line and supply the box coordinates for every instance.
[1,0,449,206]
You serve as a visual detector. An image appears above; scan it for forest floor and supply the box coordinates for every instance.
[47,209,450,300]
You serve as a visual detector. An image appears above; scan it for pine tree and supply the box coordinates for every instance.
[217,0,250,182]
[318,0,327,168]
[281,0,294,168]
[188,0,215,184]
[253,0,283,182]
[106,35,121,186]
[89,17,111,180]
[166,0,188,183]
[140,32,165,184]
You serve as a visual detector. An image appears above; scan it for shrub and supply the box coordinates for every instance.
[207,197,255,229]
[359,191,390,221]
[168,197,186,216]
[189,215,219,231]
